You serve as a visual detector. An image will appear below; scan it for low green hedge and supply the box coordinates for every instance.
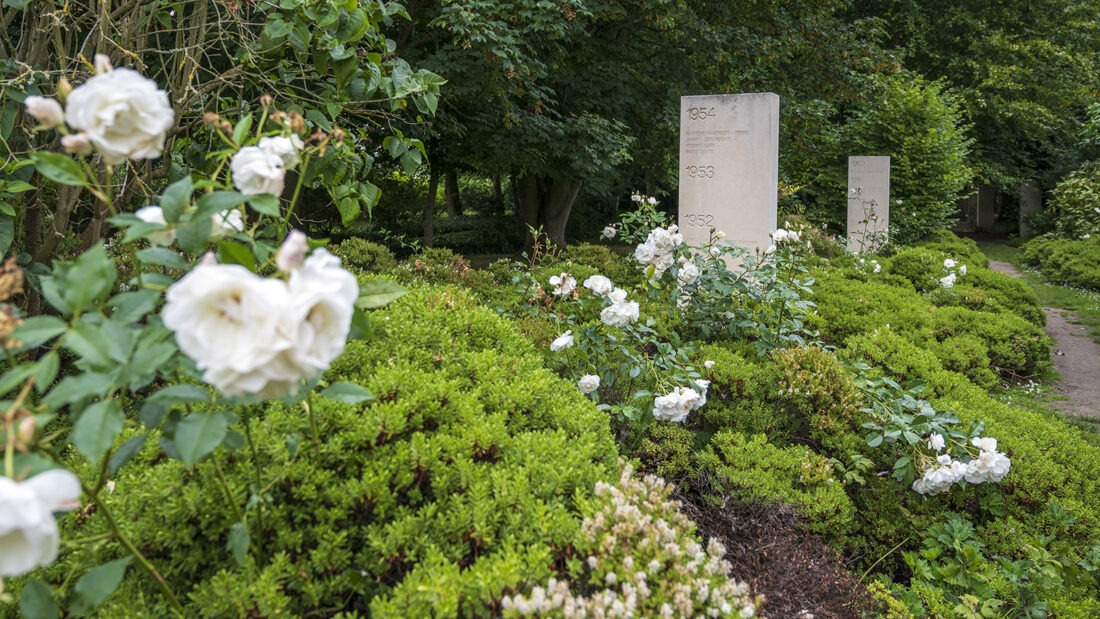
[1022,235,1100,291]
[43,286,622,617]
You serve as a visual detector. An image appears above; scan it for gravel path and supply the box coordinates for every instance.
[989,260,1100,418]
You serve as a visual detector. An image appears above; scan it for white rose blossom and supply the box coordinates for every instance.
[210,209,245,240]
[550,330,574,351]
[601,225,617,239]
[577,374,601,394]
[959,265,967,276]
[134,206,175,246]
[927,432,946,452]
[258,135,303,168]
[549,273,577,297]
[0,469,82,577]
[583,275,614,296]
[60,133,93,156]
[943,258,957,269]
[677,262,701,287]
[24,96,65,128]
[64,66,174,165]
[163,236,358,398]
[940,273,957,288]
[231,145,286,196]
[600,297,639,327]
[704,360,715,369]
[276,229,308,273]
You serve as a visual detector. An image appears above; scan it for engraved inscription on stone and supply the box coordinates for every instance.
[847,156,890,253]
[678,93,779,253]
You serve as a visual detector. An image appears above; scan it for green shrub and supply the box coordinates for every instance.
[555,243,642,289]
[888,247,955,293]
[692,344,787,440]
[807,269,933,344]
[1051,160,1100,239]
[1021,235,1100,291]
[391,246,494,290]
[813,72,974,243]
[770,346,866,454]
[927,306,1052,379]
[331,236,398,273]
[696,431,856,540]
[915,230,989,269]
[948,268,1046,327]
[46,286,622,617]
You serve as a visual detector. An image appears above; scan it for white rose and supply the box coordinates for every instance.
[647,196,657,205]
[600,301,639,327]
[601,225,617,239]
[943,258,957,269]
[210,209,244,240]
[772,229,789,243]
[677,262,701,286]
[163,261,295,396]
[231,146,286,196]
[704,360,715,369]
[940,273,956,288]
[577,374,601,394]
[61,133,94,156]
[606,288,628,304]
[927,432,945,452]
[549,273,577,297]
[583,275,614,296]
[258,135,302,168]
[652,390,690,423]
[550,330,574,351]
[764,244,776,255]
[971,437,998,453]
[634,241,657,265]
[64,68,174,165]
[280,249,359,375]
[135,205,175,246]
[24,96,65,128]
[276,230,309,273]
[0,469,82,577]
[959,265,967,276]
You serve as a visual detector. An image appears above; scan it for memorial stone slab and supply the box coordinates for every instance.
[678,93,779,252]
[1019,184,1041,240]
[847,156,890,253]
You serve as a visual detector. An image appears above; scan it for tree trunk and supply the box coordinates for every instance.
[423,165,439,247]
[514,175,582,251]
[491,174,504,214]
[444,171,462,216]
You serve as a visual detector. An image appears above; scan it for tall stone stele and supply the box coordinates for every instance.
[847,156,890,252]
[678,93,779,252]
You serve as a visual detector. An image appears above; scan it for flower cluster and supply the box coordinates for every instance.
[549,273,577,297]
[765,227,801,254]
[162,232,358,398]
[912,436,1011,495]
[25,55,173,165]
[940,258,966,289]
[0,469,82,577]
[230,134,304,196]
[858,257,882,274]
[501,463,760,618]
[652,380,710,423]
[634,224,683,279]
[600,288,640,327]
[135,206,244,246]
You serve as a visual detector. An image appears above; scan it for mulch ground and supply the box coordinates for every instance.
[678,493,880,619]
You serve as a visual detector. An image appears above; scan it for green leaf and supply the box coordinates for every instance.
[176,215,213,255]
[227,521,251,566]
[337,197,360,225]
[62,320,114,370]
[108,434,147,475]
[33,351,60,392]
[70,558,131,616]
[18,579,59,619]
[320,382,374,404]
[147,384,211,406]
[29,152,87,186]
[12,315,68,348]
[42,372,112,408]
[72,400,124,465]
[217,240,256,271]
[247,194,281,217]
[108,290,162,322]
[356,280,407,309]
[194,191,248,220]
[58,244,116,315]
[159,176,193,223]
[0,214,13,255]
[136,246,189,269]
[173,410,230,467]
[232,114,253,146]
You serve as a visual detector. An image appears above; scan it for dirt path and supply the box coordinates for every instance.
[989,259,1100,418]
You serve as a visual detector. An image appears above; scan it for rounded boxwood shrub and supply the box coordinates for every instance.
[48,286,621,617]
[926,306,1052,379]
[331,237,398,273]
[770,346,866,454]
[1021,235,1100,291]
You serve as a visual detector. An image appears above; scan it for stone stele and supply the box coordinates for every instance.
[678,93,779,253]
[847,156,890,252]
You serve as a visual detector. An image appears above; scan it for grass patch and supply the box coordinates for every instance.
[977,241,1100,344]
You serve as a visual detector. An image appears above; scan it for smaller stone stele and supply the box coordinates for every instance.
[847,156,890,253]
